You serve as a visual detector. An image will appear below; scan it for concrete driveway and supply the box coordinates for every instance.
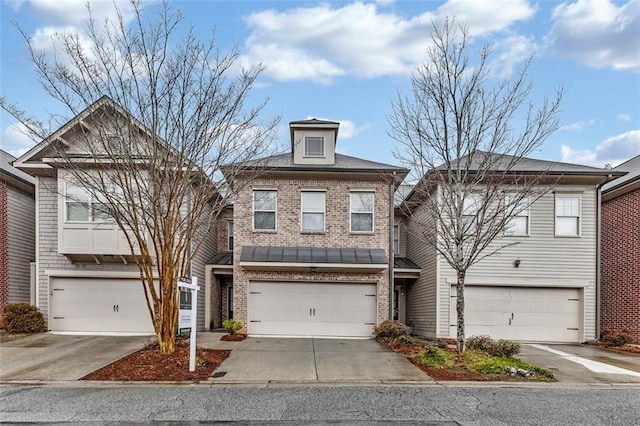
[209,337,433,384]
[0,333,147,381]
[518,343,640,384]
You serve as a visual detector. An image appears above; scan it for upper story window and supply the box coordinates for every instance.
[350,191,374,232]
[228,221,234,250]
[505,197,529,236]
[301,191,325,232]
[304,136,324,157]
[65,182,112,223]
[393,224,400,254]
[555,195,580,237]
[462,193,482,234]
[253,189,277,231]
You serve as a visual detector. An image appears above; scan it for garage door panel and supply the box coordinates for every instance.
[248,282,376,337]
[451,286,581,343]
[50,277,154,334]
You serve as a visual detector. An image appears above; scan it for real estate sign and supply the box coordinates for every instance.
[178,281,192,335]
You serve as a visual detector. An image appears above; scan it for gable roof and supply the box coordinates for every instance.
[437,151,619,175]
[0,149,35,186]
[401,151,624,205]
[601,154,640,198]
[13,96,159,173]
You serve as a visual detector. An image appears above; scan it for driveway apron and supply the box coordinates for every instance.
[518,344,640,384]
[210,337,432,383]
[0,333,147,381]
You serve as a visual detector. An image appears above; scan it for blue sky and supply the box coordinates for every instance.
[1,0,639,167]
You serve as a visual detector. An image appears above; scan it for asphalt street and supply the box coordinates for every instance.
[1,385,639,425]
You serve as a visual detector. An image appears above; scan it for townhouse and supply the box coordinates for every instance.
[11,97,627,343]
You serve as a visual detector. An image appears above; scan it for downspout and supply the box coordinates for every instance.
[595,174,613,341]
[389,173,396,320]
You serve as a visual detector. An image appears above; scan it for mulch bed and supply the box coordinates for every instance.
[382,338,490,381]
[220,334,247,341]
[82,345,230,382]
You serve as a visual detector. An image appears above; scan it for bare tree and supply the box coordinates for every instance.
[388,18,562,352]
[2,1,279,354]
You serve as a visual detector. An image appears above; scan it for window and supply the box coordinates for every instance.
[462,194,481,234]
[228,221,234,250]
[505,197,529,236]
[393,225,400,254]
[301,191,325,231]
[350,191,374,232]
[304,136,324,157]
[555,195,580,236]
[65,182,112,222]
[66,183,90,222]
[253,190,277,230]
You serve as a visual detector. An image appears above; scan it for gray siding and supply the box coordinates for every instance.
[190,203,218,331]
[6,184,35,303]
[37,176,139,324]
[405,202,439,337]
[438,186,599,339]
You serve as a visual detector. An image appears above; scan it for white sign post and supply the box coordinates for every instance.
[178,276,199,372]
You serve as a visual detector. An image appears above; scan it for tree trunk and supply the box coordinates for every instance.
[155,269,179,355]
[456,268,466,352]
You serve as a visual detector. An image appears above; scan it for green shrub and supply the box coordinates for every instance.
[3,303,47,334]
[601,329,633,347]
[466,335,520,357]
[222,319,243,335]
[420,345,454,368]
[372,320,409,338]
[394,334,417,346]
[424,337,449,348]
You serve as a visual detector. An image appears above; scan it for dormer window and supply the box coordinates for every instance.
[304,136,324,157]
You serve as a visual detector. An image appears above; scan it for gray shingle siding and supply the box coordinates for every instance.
[36,176,138,325]
[6,183,35,304]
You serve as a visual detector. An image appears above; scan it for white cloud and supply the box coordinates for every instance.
[26,0,138,26]
[305,116,367,139]
[491,34,537,78]
[2,123,39,157]
[242,0,536,83]
[617,113,631,122]
[437,0,536,35]
[545,0,640,72]
[560,129,640,166]
[559,120,595,131]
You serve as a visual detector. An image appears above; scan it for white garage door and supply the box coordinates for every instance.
[450,286,581,342]
[50,277,154,334]
[248,282,377,337]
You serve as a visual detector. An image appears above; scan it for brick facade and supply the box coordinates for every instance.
[601,187,640,343]
[231,176,393,332]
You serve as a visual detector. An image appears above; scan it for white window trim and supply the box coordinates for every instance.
[504,196,530,237]
[393,224,400,254]
[227,220,234,250]
[300,190,326,232]
[554,194,581,237]
[349,190,375,233]
[461,193,482,235]
[252,189,277,231]
[64,181,113,224]
[304,136,325,158]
